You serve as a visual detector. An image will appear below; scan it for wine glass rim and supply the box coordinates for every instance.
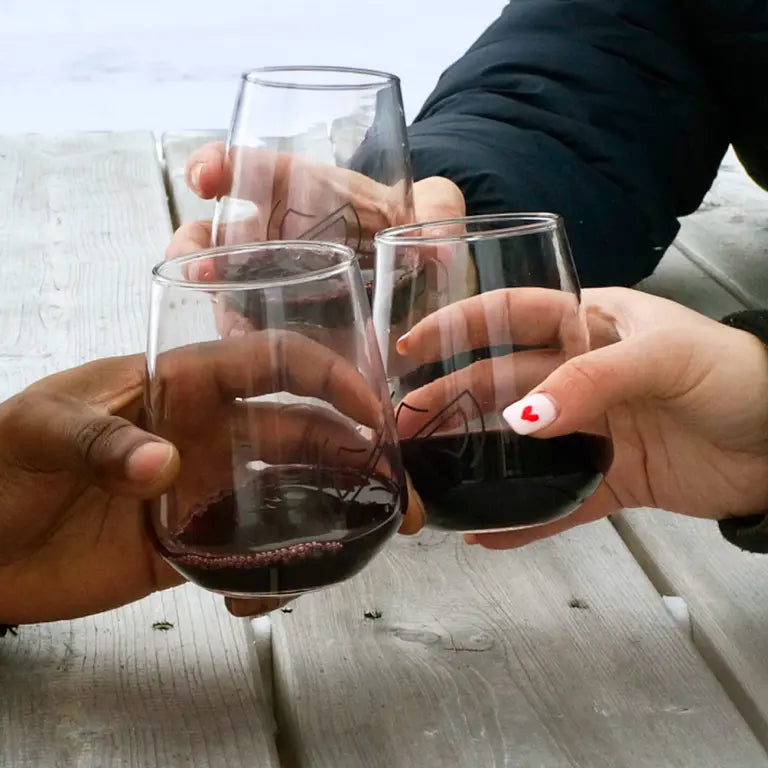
[152,241,358,291]
[241,66,400,91]
[375,212,563,245]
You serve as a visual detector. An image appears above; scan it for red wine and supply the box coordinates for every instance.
[222,250,424,328]
[400,431,612,532]
[154,466,403,596]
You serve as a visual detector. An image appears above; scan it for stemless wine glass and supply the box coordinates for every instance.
[373,213,613,533]
[212,66,415,299]
[146,241,405,598]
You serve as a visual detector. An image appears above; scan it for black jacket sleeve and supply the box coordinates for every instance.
[406,0,767,288]
[683,0,768,190]
[717,310,768,553]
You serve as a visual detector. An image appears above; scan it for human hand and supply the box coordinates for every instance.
[0,332,423,625]
[167,141,465,268]
[398,287,768,548]
[0,355,184,624]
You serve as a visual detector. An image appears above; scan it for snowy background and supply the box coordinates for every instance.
[0,0,506,134]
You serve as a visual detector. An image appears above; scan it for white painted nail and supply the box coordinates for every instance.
[502,393,558,436]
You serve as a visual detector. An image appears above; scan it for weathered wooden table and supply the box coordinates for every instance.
[1,132,767,767]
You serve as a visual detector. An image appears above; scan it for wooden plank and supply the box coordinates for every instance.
[675,148,768,308]
[0,132,171,399]
[636,245,745,318]
[0,132,278,767]
[271,527,768,767]
[613,512,768,751]
[0,586,278,767]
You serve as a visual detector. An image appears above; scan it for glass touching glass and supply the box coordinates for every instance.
[146,241,405,598]
[374,213,613,533]
[212,66,415,301]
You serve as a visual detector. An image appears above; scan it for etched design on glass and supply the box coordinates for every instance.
[395,388,486,466]
[268,200,363,253]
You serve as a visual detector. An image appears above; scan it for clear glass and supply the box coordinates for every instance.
[212,66,415,302]
[373,213,613,534]
[146,241,405,598]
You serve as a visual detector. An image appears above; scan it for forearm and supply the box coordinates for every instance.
[406,0,730,288]
[407,116,673,288]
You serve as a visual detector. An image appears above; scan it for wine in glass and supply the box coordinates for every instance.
[146,241,405,597]
[373,213,613,533]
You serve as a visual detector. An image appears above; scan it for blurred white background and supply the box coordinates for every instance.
[0,0,506,132]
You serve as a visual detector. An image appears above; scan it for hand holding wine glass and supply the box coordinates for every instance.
[147,242,410,599]
[373,213,614,534]
[401,286,768,549]
[0,320,402,625]
[167,66,465,282]
[171,143,465,261]
[0,354,184,625]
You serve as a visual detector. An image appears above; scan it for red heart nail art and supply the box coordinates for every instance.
[521,405,539,423]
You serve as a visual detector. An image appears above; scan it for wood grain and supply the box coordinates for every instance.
[0,586,279,767]
[636,245,744,318]
[271,528,768,767]
[0,132,171,400]
[614,512,768,752]
[0,132,278,767]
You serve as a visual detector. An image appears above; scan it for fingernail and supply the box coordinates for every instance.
[395,332,410,355]
[502,393,558,436]
[126,441,175,483]
[464,534,479,545]
[189,162,205,192]
[187,262,212,282]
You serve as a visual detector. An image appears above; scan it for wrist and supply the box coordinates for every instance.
[718,310,768,552]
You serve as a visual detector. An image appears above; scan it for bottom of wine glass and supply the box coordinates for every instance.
[427,504,579,535]
[198,585,319,601]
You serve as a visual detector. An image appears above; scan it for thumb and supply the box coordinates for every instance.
[501,335,681,438]
[5,391,180,498]
[413,176,466,221]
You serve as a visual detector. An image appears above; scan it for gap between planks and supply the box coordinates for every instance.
[159,129,278,736]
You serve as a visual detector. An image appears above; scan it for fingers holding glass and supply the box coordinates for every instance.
[374,214,612,534]
[146,242,406,600]
[213,68,414,289]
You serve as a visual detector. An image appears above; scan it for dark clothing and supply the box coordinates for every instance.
[407,0,768,288]
[718,310,768,553]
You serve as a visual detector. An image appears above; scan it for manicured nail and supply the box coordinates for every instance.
[126,441,175,483]
[395,332,410,355]
[502,393,558,436]
[189,162,205,192]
